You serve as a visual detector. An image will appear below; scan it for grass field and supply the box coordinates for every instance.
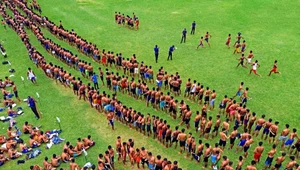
[1,0,300,169]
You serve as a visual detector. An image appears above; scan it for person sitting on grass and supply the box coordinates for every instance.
[68,145,82,158]
[75,138,84,152]
[19,140,32,153]
[22,121,33,134]
[83,135,95,149]
[51,154,61,167]
[0,152,8,166]
[29,135,40,148]
[70,158,80,170]
[7,127,18,139]
[8,148,22,160]
[37,131,49,144]
[62,148,72,162]
[30,165,42,170]
[7,105,17,117]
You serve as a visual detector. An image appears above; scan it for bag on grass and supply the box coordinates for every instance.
[2,61,8,65]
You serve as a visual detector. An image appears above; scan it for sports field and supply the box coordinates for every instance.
[1,0,300,169]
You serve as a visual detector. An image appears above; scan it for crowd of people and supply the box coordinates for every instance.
[0,0,299,170]
[114,12,139,30]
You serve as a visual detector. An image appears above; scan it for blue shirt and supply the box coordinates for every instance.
[154,47,159,54]
[192,22,196,28]
[92,75,98,83]
[28,97,36,108]
[169,46,174,53]
[182,30,187,36]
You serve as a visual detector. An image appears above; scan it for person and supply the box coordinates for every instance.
[253,141,264,162]
[91,72,99,90]
[249,60,261,77]
[233,82,244,99]
[154,45,159,63]
[268,60,281,76]
[226,34,231,48]
[180,28,187,43]
[236,54,247,68]
[191,21,196,34]
[204,32,211,47]
[196,37,204,49]
[1,19,6,31]
[167,45,175,61]
[27,96,41,119]
[245,160,257,170]
[241,40,246,53]
[271,152,286,170]
[284,156,296,170]
[269,121,279,144]
[11,82,21,102]
[27,67,38,85]
[236,156,244,170]
[264,144,277,170]
[247,50,254,64]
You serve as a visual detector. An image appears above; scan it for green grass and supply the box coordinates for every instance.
[1,0,300,169]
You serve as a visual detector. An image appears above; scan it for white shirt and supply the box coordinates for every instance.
[252,63,257,70]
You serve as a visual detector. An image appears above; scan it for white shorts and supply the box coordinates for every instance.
[46,69,51,73]
[247,58,251,63]
[134,68,138,74]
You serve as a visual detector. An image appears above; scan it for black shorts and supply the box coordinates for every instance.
[269,132,276,138]
[173,86,179,92]
[166,136,171,142]
[212,126,219,132]
[185,118,190,124]
[199,94,203,100]
[203,156,209,162]
[219,139,226,147]
[274,164,281,168]
[141,158,148,165]
[205,127,211,133]
[179,141,185,147]
[129,68,134,73]
[230,137,236,145]
[204,96,209,102]
[172,137,178,143]
[146,125,151,132]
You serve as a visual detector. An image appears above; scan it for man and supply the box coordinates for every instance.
[268,60,281,76]
[245,160,257,170]
[271,152,286,170]
[91,72,99,90]
[219,128,228,150]
[177,129,187,154]
[225,34,231,48]
[276,124,290,148]
[247,50,254,64]
[180,28,187,43]
[236,54,247,68]
[269,121,279,144]
[253,142,264,163]
[191,21,196,34]
[27,96,41,119]
[249,60,261,77]
[154,45,159,63]
[12,82,21,102]
[70,159,80,170]
[196,37,205,49]
[27,67,37,85]
[284,156,296,170]
[264,144,277,170]
[167,45,175,60]
[204,32,211,47]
